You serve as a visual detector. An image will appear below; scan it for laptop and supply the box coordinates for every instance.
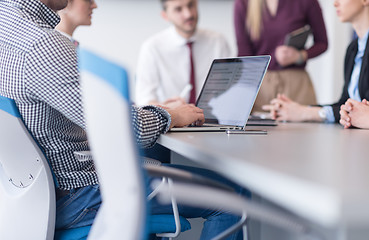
[170,55,271,132]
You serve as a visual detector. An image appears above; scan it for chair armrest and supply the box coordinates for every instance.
[74,151,232,191]
[144,165,233,192]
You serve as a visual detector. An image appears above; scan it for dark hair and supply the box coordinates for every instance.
[160,0,169,10]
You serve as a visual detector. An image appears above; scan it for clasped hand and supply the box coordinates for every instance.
[262,94,306,122]
[339,99,369,129]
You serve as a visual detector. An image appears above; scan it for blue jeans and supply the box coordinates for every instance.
[55,165,249,240]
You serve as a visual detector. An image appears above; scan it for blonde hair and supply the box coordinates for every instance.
[246,0,264,41]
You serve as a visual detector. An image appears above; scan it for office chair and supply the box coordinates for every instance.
[79,49,193,240]
[0,95,91,240]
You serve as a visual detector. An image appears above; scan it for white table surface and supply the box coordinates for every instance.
[158,122,369,230]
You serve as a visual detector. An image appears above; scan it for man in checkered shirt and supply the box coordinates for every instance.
[0,0,247,239]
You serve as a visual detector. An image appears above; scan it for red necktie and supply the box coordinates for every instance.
[187,42,196,104]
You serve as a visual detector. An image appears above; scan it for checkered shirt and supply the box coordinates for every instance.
[0,0,171,190]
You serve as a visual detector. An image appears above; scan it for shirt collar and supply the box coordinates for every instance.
[358,29,369,53]
[57,30,72,41]
[168,26,199,46]
[1,0,60,28]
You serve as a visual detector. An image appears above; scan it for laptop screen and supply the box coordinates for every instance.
[196,56,270,126]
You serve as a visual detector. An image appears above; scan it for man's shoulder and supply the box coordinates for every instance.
[0,7,65,54]
[142,28,172,46]
[139,28,174,55]
[195,28,229,49]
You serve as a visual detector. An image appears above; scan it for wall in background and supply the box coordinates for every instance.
[75,0,352,104]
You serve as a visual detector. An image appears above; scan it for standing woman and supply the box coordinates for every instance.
[56,0,98,42]
[234,0,328,112]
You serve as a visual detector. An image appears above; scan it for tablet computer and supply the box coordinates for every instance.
[284,26,311,50]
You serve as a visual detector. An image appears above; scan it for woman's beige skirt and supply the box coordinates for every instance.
[252,69,317,112]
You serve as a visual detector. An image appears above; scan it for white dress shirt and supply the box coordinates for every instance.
[135,26,232,105]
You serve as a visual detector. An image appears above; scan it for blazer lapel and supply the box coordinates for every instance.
[359,38,369,98]
[345,42,357,85]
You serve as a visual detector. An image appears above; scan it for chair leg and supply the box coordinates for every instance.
[156,178,182,239]
[242,221,248,240]
[148,177,166,200]
[211,212,247,240]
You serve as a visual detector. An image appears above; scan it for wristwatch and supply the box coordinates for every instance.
[318,108,327,121]
[295,51,305,65]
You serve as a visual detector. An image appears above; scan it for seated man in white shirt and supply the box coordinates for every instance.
[135,0,231,107]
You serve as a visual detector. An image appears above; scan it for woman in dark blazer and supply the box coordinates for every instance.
[332,37,369,121]
[262,0,369,124]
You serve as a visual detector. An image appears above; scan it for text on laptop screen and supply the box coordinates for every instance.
[196,56,270,126]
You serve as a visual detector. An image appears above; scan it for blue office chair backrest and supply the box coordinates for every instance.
[79,49,147,240]
[79,48,193,240]
[0,95,56,239]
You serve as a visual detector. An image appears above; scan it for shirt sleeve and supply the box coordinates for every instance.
[131,105,171,148]
[305,0,328,59]
[135,41,161,105]
[234,0,255,57]
[322,106,335,123]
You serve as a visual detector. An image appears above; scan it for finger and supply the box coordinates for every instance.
[341,103,352,112]
[270,110,278,120]
[346,98,359,106]
[340,111,350,123]
[164,97,180,103]
[193,106,204,113]
[262,104,274,111]
[196,114,205,125]
[270,98,283,105]
[339,108,348,117]
[279,94,290,102]
[339,118,345,126]
[340,119,350,128]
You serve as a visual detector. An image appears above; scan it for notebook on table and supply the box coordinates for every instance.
[170,55,271,132]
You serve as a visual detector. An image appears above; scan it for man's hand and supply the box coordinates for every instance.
[339,100,353,129]
[162,97,186,109]
[166,104,205,128]
[149,97,186,109]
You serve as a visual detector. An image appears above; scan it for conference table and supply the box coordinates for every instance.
[157,122,369,240]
